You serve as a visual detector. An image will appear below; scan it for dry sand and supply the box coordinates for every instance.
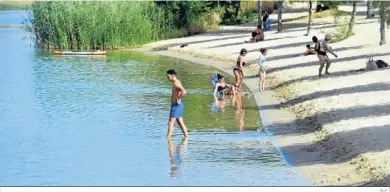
[134,2,390,186]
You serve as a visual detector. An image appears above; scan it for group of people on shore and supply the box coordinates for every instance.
[165,30,338,138]
[213,47,269,95]
[222,33,338,96]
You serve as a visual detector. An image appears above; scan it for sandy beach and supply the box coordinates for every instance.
[134,2,390,186]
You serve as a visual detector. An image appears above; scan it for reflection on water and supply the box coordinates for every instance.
[213,94,246,131]
[168,137,188,178]
[0,10,306,186]
[234,95,245,131]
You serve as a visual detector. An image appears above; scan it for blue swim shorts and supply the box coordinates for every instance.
[170,102,184,118]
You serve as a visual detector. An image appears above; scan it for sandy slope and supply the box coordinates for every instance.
[136,2,390,186]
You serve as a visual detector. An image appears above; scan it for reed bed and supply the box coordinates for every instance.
[27,1,183,50]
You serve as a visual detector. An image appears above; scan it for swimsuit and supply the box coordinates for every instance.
[259,55,267,72]
[170,102,184,118]
[217,84,228,92]
[315,41,327,56]
[233,61,246,73]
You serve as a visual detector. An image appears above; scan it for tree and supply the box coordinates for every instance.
[367,0,373,18]
[379,2,387,45]
[347,1,357,37]
[373,1,390,45]
[277,0,283,32]
[306,0,313,36]
[258,0,263,27]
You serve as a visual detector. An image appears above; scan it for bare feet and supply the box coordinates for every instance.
[181,137,188,145]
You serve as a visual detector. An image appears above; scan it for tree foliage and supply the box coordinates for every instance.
[373,0,390,26]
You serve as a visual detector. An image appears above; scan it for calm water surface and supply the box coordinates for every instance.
[0,10,306,186]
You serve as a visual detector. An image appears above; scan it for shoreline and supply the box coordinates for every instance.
[10,1,388,185]
[132,48,361,186]
[130,3,390,184]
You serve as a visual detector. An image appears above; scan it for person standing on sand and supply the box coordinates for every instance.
[233,48,247,91]
[258,48,268,92]
[263,11,269,28]
[166,69,188,138]
[312,36,335,77]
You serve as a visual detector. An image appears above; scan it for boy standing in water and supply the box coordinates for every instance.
[166,69,188,138]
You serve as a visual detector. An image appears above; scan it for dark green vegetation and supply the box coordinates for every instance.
[26,1,279,50]
[25,0,390,50]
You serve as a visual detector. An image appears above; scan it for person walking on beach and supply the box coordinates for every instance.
[233,48,247,90]
[258,48,268,92]
[166,69,188,138]
[312,36,336,77]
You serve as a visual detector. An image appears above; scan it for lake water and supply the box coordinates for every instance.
[0,10,306,186]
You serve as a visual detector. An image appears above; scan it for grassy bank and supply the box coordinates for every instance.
[27,1,221,50]
[0,1,32,10]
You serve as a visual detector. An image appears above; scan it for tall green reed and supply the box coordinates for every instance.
[27,1,178,50]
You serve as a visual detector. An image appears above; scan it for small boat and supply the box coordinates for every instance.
[54,50,107,55]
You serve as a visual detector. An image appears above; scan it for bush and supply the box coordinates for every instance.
[327,12,351,43]
[188,11,221,34]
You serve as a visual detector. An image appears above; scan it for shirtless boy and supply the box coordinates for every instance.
[166,69,188,138]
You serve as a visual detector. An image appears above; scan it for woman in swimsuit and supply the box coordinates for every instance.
[213,74,236,99]
[258,48,268,92]
[233,48,247,90]
[312,36,330,77]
